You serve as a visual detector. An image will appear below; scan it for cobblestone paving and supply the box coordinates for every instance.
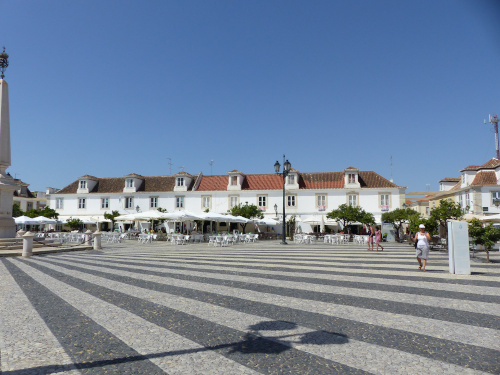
[1,241,499,374]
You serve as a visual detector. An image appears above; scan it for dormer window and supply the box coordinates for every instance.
[79,180,87,189]
[126,179,134,188]
[287,175,295,185]
[231,176,238,185]
[348,174,355,184]
[177,177,184,187]
[227,170,244,191]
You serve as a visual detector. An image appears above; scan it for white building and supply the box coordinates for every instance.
[13,179,47,212]
[47,167,406,232]
[429,158,500,215]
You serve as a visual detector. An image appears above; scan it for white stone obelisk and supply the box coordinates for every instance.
[0,79,18,238]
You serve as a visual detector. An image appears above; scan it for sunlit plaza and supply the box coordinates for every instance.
[1,240,499,374]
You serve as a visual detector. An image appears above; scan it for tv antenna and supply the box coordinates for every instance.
[390,156,393,182]
[484,114,499,159]
[167,158,173,175]
[209,160,214,175]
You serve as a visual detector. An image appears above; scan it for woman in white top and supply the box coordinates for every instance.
[412,224,431,271]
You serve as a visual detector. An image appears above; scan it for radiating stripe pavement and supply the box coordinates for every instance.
[1,241,499,374]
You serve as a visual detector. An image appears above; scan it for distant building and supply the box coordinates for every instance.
[47,167,407,232]
[428,158,500,216]
[12,179,48,212]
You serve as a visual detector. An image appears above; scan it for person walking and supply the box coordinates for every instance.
[367,225,374,251]
[375,226,384,251]
[413,224,431,270]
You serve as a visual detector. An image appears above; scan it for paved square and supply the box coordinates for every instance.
[1,240,499,374]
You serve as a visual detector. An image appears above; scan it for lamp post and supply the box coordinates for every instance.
[274,155,291,244]
[493,197,500,209]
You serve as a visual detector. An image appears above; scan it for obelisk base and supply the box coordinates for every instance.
[0,176,18,238]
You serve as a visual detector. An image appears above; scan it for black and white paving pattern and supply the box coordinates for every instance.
[1,241,499,374]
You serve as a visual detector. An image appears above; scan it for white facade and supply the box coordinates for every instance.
[48,167,406,232]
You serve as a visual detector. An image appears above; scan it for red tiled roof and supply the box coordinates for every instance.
[439,177,460,183]
[57,170,403,194]
[449,181,462,191]
[460,165,480,172]
[196,175,228,191]
[300,172,344,189]
[56,176,177,194]
[471,171,498,186]
[480,158,500,169]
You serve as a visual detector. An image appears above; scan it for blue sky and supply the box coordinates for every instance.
[2,0,500,194]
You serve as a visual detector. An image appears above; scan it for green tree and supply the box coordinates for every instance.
[25,209,40,218]
[12,203,23,217]
[66,218,83,231]
[382,208,420,241]
[39,206,59,219]
[104,210,121,231]
[327,204,368,230]
[359,211,376,226]
[229,203,263,233]
[430,199,465,240]
[409,217,438,236]
[468,218,500,263]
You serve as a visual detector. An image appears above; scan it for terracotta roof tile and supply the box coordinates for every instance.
[228,169,243,174]
[197,176,228,191]
[56,170,404,194]
[56,176,176,194]
[460,165,480,172]
[439,177,460,183]
[480,158,500,169]
[300,172,344,189]
[471,171,498,186]
[449,181,462,191]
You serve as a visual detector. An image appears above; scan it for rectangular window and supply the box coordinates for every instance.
[78,198,86,209]
[287,195,296,207]
[287,175,295,184]
[202,196,211,209]
[348,194,357,207]
[150,197,158,208]
[79,180,87,189]
[465,191,470,209]
[426,207,430,215]
[176,196,184,208]
[348,174,355,184]
[458,194,463,207]
[230,196,239,208]
[231,176,238,185]
[101,198,109,209]
[125,197,133,209]
[177,177,184,187]
[126,179,134,188]
[258,195,267,209]
[317,195,326,211]
[56,198,64,209]
[27,202,33,211]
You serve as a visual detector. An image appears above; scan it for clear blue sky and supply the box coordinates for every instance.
[2,0,500,194]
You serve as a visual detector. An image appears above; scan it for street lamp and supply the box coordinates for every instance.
[274,155,291,244]
[493,197,500,208]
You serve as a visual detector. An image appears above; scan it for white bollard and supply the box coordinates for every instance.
[17,229,26,238]
[93,230,102,250]
[22,231,34,257]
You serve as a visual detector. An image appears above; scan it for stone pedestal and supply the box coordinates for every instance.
[93,230,102,250]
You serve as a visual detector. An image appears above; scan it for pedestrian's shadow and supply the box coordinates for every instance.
[229,320,349,355]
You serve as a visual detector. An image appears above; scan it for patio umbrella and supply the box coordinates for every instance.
[479,214,500,222]
[33,216,58,224]
[162,211,201,221]
[14,215,39,225]
[254,218,279,226]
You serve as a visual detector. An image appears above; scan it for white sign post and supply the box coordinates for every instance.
[447,220,470,275]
